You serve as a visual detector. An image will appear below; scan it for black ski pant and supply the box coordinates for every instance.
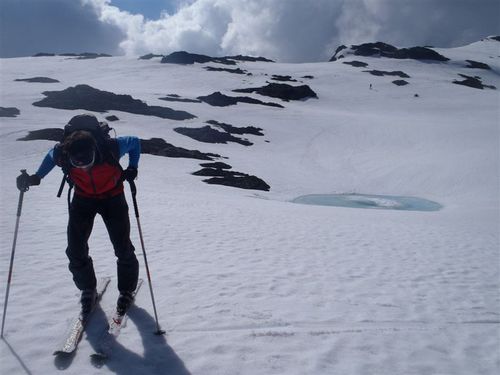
[66,192,139,292]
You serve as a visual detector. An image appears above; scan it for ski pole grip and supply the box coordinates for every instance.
[19,169,30,193]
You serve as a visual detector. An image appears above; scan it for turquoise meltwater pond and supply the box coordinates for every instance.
[292,194,442,211]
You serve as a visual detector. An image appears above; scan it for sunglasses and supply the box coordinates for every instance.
[70,149,95,169]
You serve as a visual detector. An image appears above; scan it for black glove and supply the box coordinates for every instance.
[16,173,41,192]
[122,167,138,182]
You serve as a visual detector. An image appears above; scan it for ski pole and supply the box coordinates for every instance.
[1,170,29,338]
[128,180,165,335]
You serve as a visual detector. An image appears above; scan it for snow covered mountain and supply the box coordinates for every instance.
[1,37,499,374]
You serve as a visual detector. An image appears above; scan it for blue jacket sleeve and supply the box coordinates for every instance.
[117,136,141,168]
[35,148,57,178]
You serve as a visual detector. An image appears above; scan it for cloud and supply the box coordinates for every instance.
[0,0,125,58]
[85,0,500,62]
[1,0,499,61]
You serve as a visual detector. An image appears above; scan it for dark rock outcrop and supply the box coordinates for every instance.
[161,51,236,65]
[392,80,409,86]
[487,36,500,42]
[233,83,318,101]
[330,42,449,62]
[206,120,264,136]
[73,53,112,60]
[141,138,220,160]
[105,115,120,122]
[197,92,284,108]
[33,53,56,57]
[139,53,164,60]
[200,162,232,169]
[203,174,270,191]
[364,70,410,78]
[159,95,202,103]
[452,74,496,90]
[174,125,253,146]
[193,168,236,177]
[225,55,274,63]
[342,61,368,68]
[270,75,297,82]
[193,164,270,191]
[0,107,21,117]
[465,60,491,70]
[18,128,63,141]
[15,77,60,83]
[33,84,196,120]
[35,52,111,59]
[204,66,248,75]
[301,75,314,79]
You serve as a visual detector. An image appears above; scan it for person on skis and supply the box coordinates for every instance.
[16,114,141,315]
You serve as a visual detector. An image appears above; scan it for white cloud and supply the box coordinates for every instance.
[2,0,498,61]
[84,0,500,62]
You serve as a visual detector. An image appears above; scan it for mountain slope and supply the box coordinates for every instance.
[0,38,499,375]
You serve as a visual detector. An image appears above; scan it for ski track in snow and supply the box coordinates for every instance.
[1,39,499,374]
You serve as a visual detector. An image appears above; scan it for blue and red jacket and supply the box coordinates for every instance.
[36,136,141,199]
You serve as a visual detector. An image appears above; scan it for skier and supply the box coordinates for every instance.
[16,114,141,316]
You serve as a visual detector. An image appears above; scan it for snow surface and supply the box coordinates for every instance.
[1,39,499,374]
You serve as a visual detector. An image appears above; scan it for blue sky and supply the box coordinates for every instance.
[1,0,499,62]
[110,0,177,19]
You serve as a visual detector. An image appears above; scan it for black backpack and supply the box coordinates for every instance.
[62,114,113,151]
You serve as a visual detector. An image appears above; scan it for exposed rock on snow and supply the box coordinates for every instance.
[161,51,236,65]
[199,161,232,169]
[452,74,496,90]
[138,53,163,60]
[175,120,263,146]
[193,167,236,177]
[33,84,197,120]
[105,115,119,122]
[15,77,60,83]
[330,42,449,62]
[206,120,264,136]
[270,75,298,82]
[342,61,369,68]
[197,91,284,108]
[161,51,273,65]
[465,60,492,70]
[224,55,274,63]
[159,94,202,103]
[17,128,63,141]
[140,138,220,160]
[204,66,249,75]
[364,70,410,78]
[193,164,270,191]
[174,125,253,146]
[392,80,409,86]
[233,83,318,101]
[203,174,270,191]
[0,106,20,117]
[485,35,500,42]
[33,52,56,57]
[33,52,112,59]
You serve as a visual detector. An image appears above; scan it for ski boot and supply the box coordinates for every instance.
[80,289,97,316]
[116,291,134,316]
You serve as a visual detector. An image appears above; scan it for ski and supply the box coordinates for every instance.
[90,279,143,360]
[53,276,111,356]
